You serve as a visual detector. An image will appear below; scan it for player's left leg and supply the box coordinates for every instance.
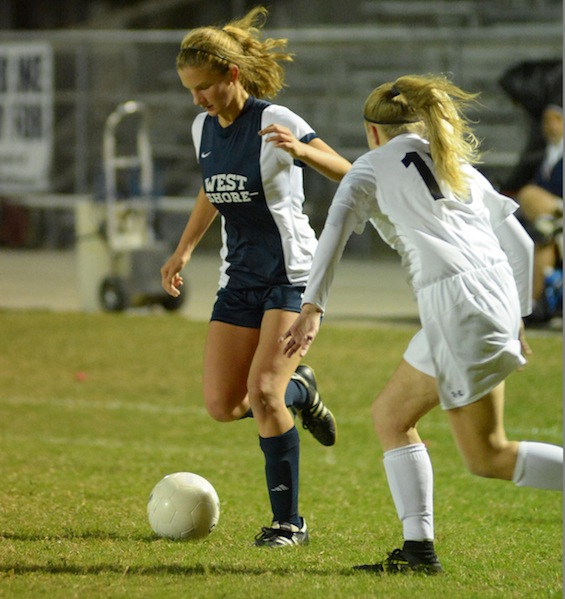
[446,382,563,490]
[249,309,309,547]
[291,363,337,446]
[247,309,302,437]
[355,359,443,574]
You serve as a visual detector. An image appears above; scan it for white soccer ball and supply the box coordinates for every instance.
[147,472,220,540]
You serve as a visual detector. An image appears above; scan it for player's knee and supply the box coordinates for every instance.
[372,396,401,436]
[465,458,496,479]
[204,396,239,422]
[463,451,512,480]
[205,404,233,422]
[247,375,278,411]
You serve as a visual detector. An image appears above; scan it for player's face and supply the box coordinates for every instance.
[178,65,235,117]
[541,107,563,145]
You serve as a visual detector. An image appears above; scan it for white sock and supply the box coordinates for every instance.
[383,443,434,541]
[512,441,563,490]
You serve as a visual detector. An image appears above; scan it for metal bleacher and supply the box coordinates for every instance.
[0,0,562,248]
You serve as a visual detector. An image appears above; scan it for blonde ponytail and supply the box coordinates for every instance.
[176,6,293,99]
[364,74,481,198]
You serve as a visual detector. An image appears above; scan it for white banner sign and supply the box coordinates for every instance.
[0,43,53,192]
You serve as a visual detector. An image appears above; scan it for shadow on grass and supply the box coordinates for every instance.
[0,531,360,577]
[0,531,156,542]
[0,562,358,577]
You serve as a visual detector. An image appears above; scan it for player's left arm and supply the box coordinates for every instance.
[281,161,377,357]
[494,214,534,317]
[304,137,353,181]
[260,123,351,181]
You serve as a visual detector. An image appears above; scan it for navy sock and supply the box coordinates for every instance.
[284,378,308,410]
[259,426,301,527]
[239,378,307,420]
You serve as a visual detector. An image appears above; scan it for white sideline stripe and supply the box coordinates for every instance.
[0,395,205,415]
[0,431,227,454]
[0,431,175,451]
[1,395,561,441]
[419,417,562,441]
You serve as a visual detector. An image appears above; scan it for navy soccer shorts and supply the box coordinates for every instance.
[210,285,306,328]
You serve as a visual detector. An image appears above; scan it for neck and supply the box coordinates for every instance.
[218,87,250,127]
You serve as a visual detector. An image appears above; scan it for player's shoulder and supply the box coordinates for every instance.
[341,153,379,191]
[467,166,519,216]
[192,111,207,132]
[364,134,429,171]
[262,101,294,118]
[390,133,429,154]
[262,101,312,130]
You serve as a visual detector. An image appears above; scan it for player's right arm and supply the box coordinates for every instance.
[160,187,218,297]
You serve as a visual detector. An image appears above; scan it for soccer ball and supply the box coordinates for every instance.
[147,472,220,540]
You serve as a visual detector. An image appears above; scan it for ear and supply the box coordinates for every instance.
[228,64,240,83]
[370,125,381,146]
[368,123,381,146]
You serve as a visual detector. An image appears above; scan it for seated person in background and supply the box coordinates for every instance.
[516,104,563,323]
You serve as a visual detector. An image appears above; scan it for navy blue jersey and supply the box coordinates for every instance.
[534,156,563,197]
[192,97,318,290]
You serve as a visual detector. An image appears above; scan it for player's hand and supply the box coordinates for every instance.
[259,124,304,160]
[160,254,186,297]
[280,305,322,358]
[519,319,533,359]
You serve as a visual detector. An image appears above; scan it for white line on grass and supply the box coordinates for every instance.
[0,429,234,456]
[0,395,204,415]
[1,394,561,441]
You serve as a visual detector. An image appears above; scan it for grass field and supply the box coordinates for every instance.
[0,311,562,598]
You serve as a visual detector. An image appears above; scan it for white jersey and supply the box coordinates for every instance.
[304,133,532,314]
[303,133,534,407]
[192,97,318,290]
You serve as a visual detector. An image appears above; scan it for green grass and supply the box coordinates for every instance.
[0,312,562,598]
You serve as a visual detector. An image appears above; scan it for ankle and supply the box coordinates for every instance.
[403,540,438,562]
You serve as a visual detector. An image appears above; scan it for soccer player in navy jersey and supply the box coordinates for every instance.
[160,6,351,547]
[282,74,563,571]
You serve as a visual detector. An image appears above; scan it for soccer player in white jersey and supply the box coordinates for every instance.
[160,6,351,547]
[281,74,563,571]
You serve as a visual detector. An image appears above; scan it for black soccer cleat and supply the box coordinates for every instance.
[254,519,309,548]
[292,364,337,446]
[354,548,443,575]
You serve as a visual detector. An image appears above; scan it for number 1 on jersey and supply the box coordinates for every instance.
[402,152,444,200]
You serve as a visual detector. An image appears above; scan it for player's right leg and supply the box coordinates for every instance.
[202,320,259,421]
[356,359,442,574]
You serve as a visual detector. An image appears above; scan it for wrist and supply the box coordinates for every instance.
[174,247,191,264]
[292,141,308,161]
[302,302,324,315]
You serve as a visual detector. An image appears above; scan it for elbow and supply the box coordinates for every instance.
[325,162,352,182]
[337,161,353,181]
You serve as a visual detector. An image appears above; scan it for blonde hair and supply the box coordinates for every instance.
[176,6,293,99]
[363,74,481,198]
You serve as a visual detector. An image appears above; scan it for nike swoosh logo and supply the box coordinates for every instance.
[201,151,211,158]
